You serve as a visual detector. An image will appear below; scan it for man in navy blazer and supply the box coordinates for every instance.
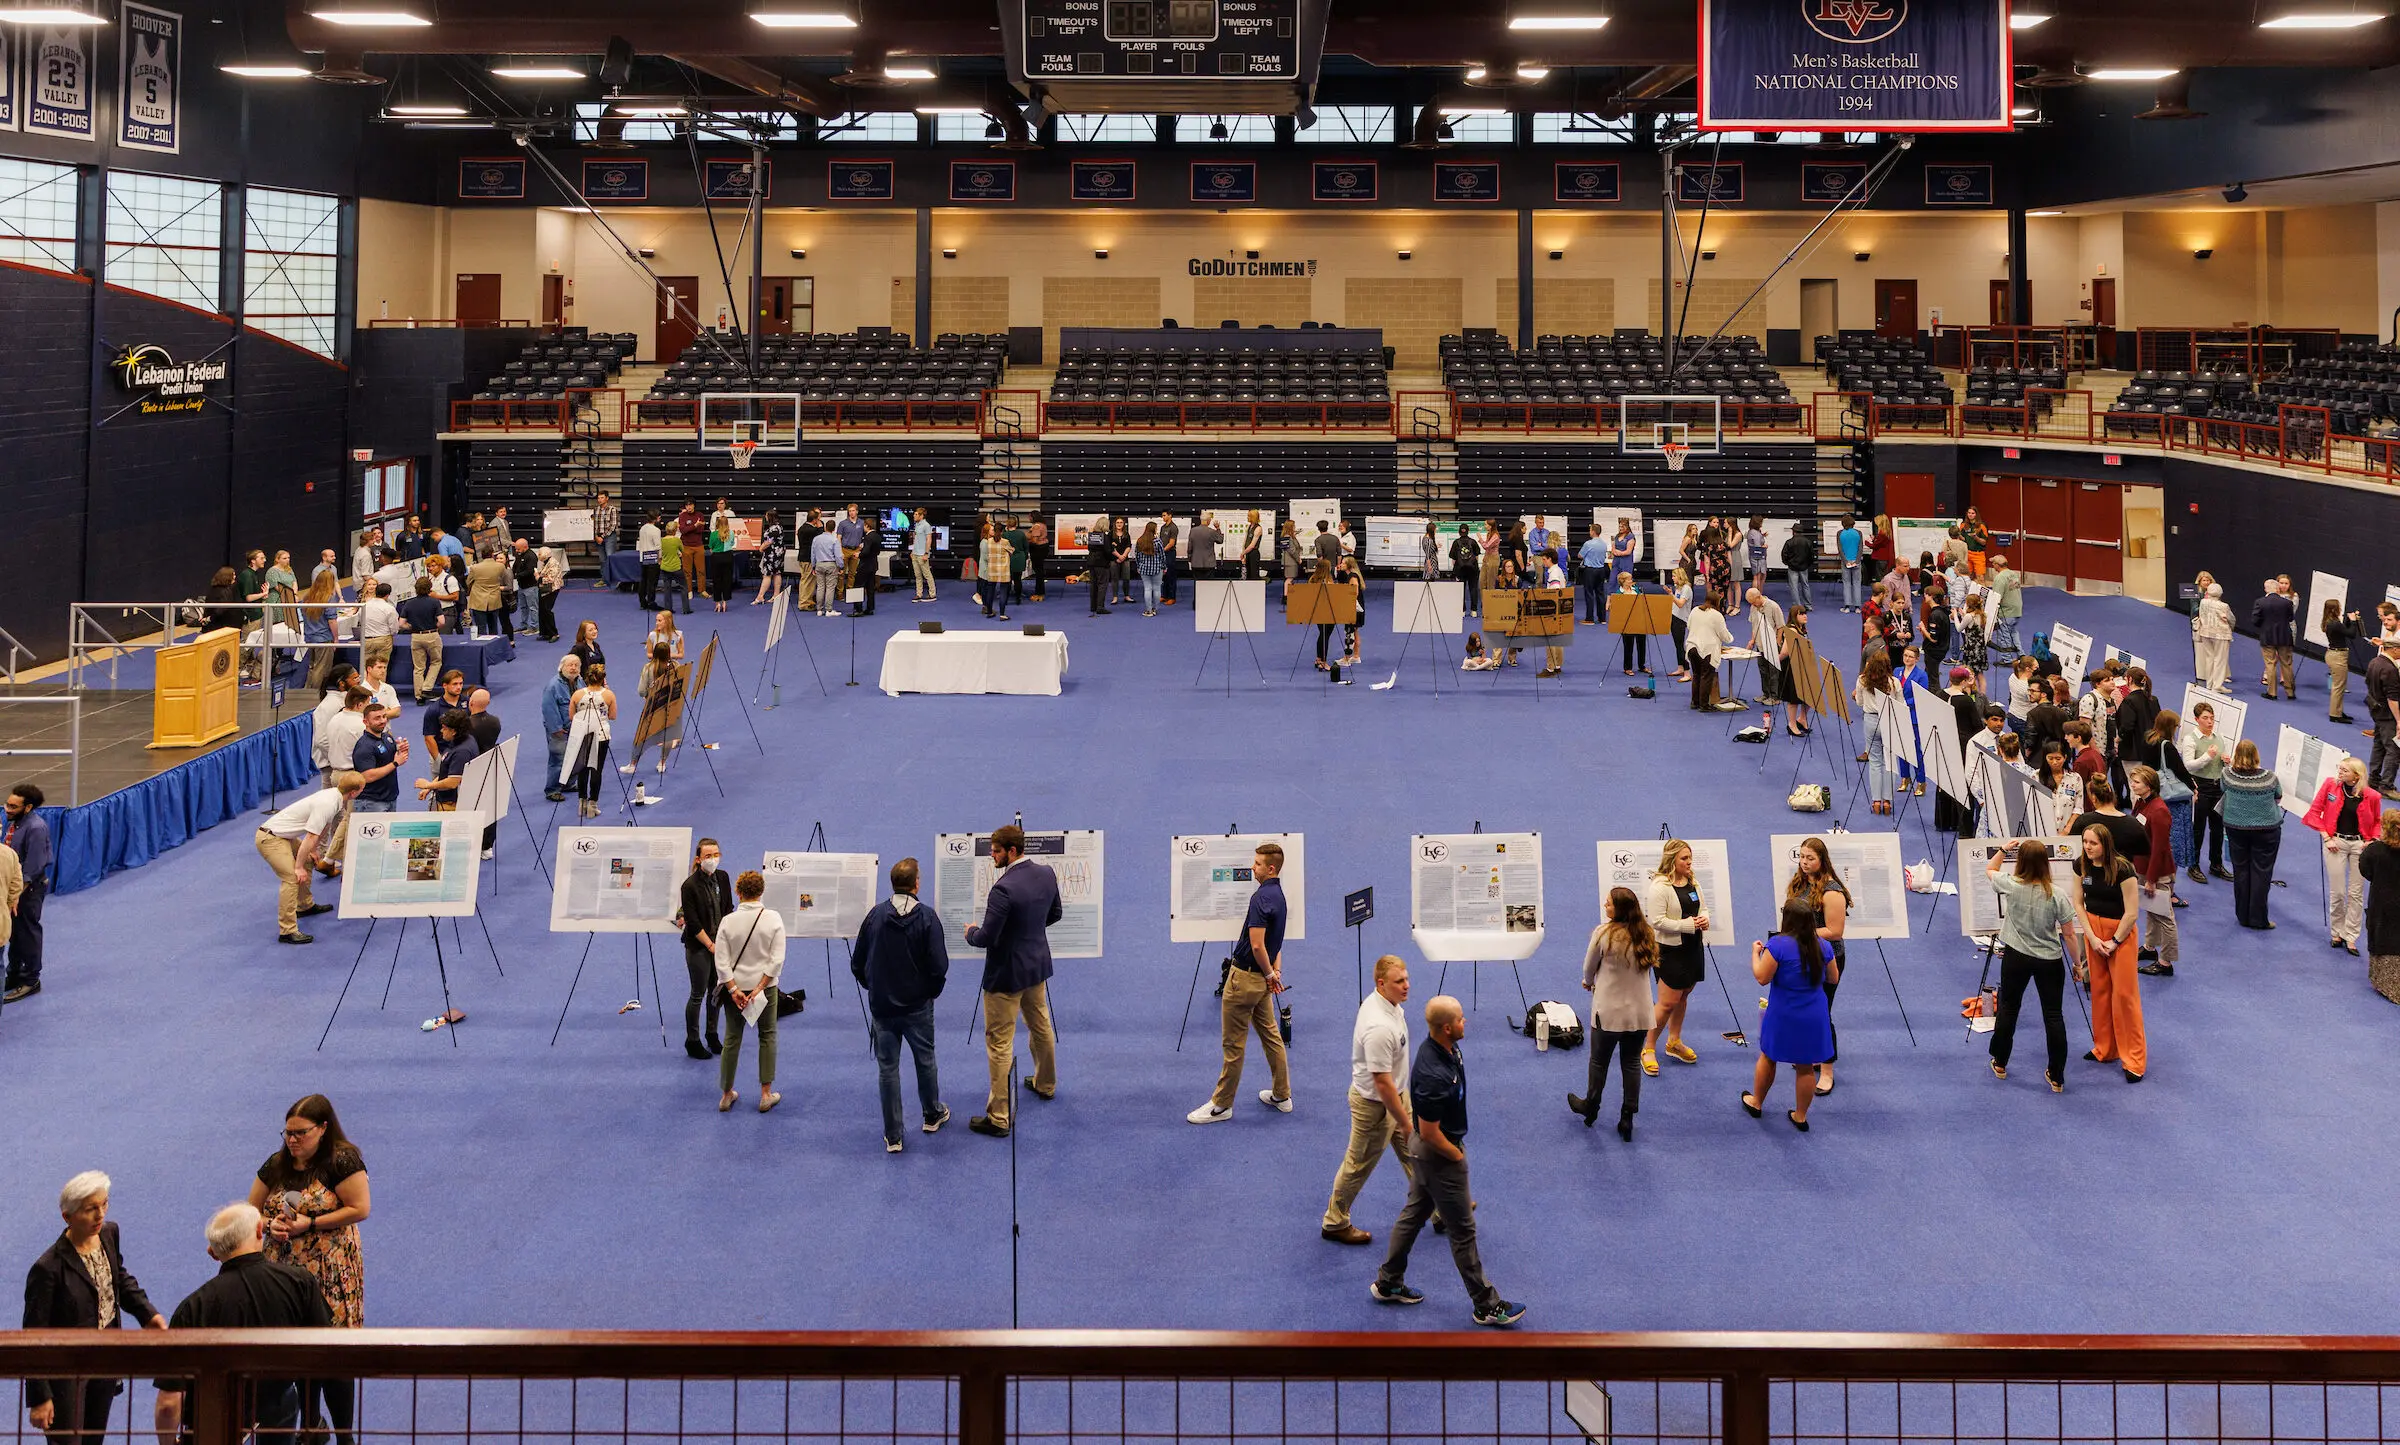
[2254,575,2297,700]
[962,824,1062,1137]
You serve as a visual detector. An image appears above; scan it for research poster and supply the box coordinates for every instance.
[542,509,596,543]
[1590,508,1644,565]
[1596,838,1734,947]
[2274,724,2351,819]
[2178,683,2246,759]
[2100,643,2146,674]
[933,829,1105,959]
[758,850,878,940]
[1050,513,1107,557]
[1190,579,1268,633]
[2304,570,2349,648]
[1911,682,1969,803]
[1289,498,1341,543]
[2049,624,2093,684]
[1168,833,1307,945]
[338,813,485,919]
[1970,751,2040,838]
[1767,832,1909,940]
[1389,580,1465,635]
[1364,516,1429,570]
[763,588,790,652]
[1957,836,2082,939]
[1893,518,1952,568]
[1213,510,1274,572]
[455,734,519,825]
[550,827,691,933]
[1409,831,1543,961]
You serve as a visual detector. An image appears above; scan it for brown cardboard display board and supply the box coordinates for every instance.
[1285,581,1360,626]
[692,635,720,695]
[1483,587,1577,640]
[633,660,691,758]
[1607,593,1675,636]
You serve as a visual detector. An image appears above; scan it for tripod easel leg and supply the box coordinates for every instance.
[379,917,410,1009]
[1175,941,1212,1051]
[550,932,599,1045]
[318,918,380,1050]
[429,919,462,1046]
[1874,939,1916,1045]
[646,935,668,1047]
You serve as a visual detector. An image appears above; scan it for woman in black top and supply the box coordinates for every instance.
[568,618,606,675]
[1449,528,1482,618]
[2360,813,2400,1003]
[22,1171,165,1445]
[2071,825,2146,1082]
[2116,667,2163,772]
[2325,601,2360,723]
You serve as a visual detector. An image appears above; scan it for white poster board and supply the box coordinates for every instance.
[543,509,596,544]
[338,812,486,919]
[1893,517,1952,568]
[1871,688,1920,771]
[1957,836,2081,938]
[2100,643,2147,674]
[2304,570,2349,649]
[1409,831,1544,962]
[758,850,879,940]
[1596,838,1735,947]
[1051,513,1108,557]
[549,826,692,933]
[1767,832,1911,940]
[1168,833,1307,944]
[2177,683,2246,760]
[1205,511,1275,573]
[1652,518,1701,574]
[1972,752,2044,838]
[1912,683,1970,804]
[1191,579,1269,633]
[1388,580,1465,636]
[763,589,790,653]
[1365,516,1431,571]
[2274,723,2351,819]
[933,829,1105,959]
[1290,498,1341,544]
[455,734,520,825]
[1591,508,1644,565]
[2050,623,2093,683]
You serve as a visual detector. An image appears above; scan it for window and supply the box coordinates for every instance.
[0,157,80,274]
[1297,105,1393,144]
[1533,112,1634,144]
[105,171,221,313]
[934,112,1000,142]
[818,111,918,142]
[1056,113,1155,143]
[1174,114,1275,142]
[362,459,415,531]
[572,103,679,143]
[244,187,341,358]
[1437,112,1516,144]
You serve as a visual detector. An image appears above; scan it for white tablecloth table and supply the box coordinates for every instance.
[878,630,1070,696]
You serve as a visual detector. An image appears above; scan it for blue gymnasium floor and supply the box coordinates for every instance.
[7,574,2399,1336]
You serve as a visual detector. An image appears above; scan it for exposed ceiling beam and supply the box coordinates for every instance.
[662,54,844,118]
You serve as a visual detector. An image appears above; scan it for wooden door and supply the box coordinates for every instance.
[2017,476,2072,584]
[1989,280,2009,326]
[758,277,794,336]
[541,274,565,327]
[1873,279,1918,339]
[1882,471,1936,518]
[454,273,502,323]
[2070,478,2123,593]
[655,276,700,364]
[1970,474,2021,553]
[2091,277,2116,327]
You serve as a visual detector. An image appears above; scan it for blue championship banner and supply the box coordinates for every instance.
[1700,0,2012,133]
[1312,162,1377,202]
[1432,162,1501,203]
[826,160,891,201]
[1924,162,1994,205]
[582,159,648,202]
[0,31,16,131]
[1191,162,1257,203]
[458,158,526,200]
[1677,162,1744,205]
[1070,160,1135,201]
[1800,161,1870,204]
[118,3,180,154]
[705,158,769,200]
[1554,162,1621,203]
[950,160,1015,201]
[26,26,95,140]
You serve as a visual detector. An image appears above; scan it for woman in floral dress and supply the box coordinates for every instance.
[248,1093,371,1443]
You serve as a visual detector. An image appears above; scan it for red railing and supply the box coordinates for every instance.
[1449,397,1812,438]
[448,387,624,435]
[2135,326,2342,377]
[1039,398,1398,433]
[367,317,541,328]
[624,397,984,433]
[983,387,1043,438]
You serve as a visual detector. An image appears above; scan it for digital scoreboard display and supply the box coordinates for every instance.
[1022,0,1301,79]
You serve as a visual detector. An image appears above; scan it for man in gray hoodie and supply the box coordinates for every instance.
[851,857,952,1152]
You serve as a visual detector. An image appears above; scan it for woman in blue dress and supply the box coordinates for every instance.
[1741,899,1839,1131]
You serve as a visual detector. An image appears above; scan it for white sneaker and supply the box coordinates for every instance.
[618,763,637,774]
[1185,1103,1234,1124]
[1258,1090,1294,1113]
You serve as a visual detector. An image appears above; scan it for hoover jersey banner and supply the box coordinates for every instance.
[118,4,181,154]
[1700,0,2013,133]
[25,26,95,140]
[0,30,18,132]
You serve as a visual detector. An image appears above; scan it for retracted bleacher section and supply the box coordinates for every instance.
[1454,442,1823,566]
[1043,326,1393,431]
[1040,441,1400,523]
[633,331,1004,430]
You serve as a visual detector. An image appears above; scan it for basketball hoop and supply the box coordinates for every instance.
[728,439,759,471]
[1660,442,1692,473]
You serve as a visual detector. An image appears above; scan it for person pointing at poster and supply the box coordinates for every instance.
[964,825,1062,1138]
[1186,842,1293,1124]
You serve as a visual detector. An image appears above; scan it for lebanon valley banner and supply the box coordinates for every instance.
[1700,0,2012,133]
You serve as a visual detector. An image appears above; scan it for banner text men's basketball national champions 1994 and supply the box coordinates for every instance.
[1699,0,2012,133]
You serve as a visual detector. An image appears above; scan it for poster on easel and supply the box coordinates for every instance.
[1289,498,1341,545]
[1212,510,1275,573]
[2274,723,2353,818]
[1766,832,1909,940]
[2049,623,2093,682]
[549,827,691,933]
[1590,508,1644,565]
[2100,643,2146,674]
[339,812,486,918]
[2304,570,2350,648]
[1956,836,2081,938]
[455,734,520,825]
[2177,683,2246,760]
[1911,682,1970,803]
[758,850,879,939]
[1409,831,1544,962]
[1169,833,1307,944]
[1191,579,1269,633]
[1596,839,1734,947]
[631,660,689,760]
[932,829,1105,958]
[763,589,790,653]
[543,509,596,544]
[1390,580,1464,635]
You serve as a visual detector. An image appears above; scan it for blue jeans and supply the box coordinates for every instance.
[547,733,569,795]
[514,588,540,631]
[1865,711,1892,802]
[1842,562,1862,610]
[1993,616,2021,651]
[871,1003,943,1144]
[1786,567,1809,608]
[353,798,396,813]
[1139,567,1163,611]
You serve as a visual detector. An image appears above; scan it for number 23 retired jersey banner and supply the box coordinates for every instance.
[1700,0,2012,133]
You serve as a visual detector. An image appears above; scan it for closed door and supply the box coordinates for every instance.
[541,274,565,327]
[454,273,502,323]
[1970,473,2021,551]
[1882,470,1936,518]
[1799,278,1836,362]
[1989,280,2009,326]
[2017,476,2072,583]
[655,276,700,364]
[2070,479,2123,593]
[757,277,813,336]
[1873,279,1918,339]
[2091,277,2117,327]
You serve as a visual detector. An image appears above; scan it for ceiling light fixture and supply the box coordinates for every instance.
[2087,67,2178,80]
[389,100,469,114]
[305,7,428,24]
[2027,209,2065,216]
[1440,106,1510,116]
[1465,64,1549,81]
[0,5,106,22]
[491,62,586,79]
[2012,104,2038,116]
[2259,12,2385,25]
[2009,12,2051,27]
[1208,118,1229,138]
[747,3,858,26]
[225,63,314,76]
[2222,181,2249,202]
[1508,14,1609,29]
[915,105,984,114]
[613,103,686,117]
[882,64,935,80]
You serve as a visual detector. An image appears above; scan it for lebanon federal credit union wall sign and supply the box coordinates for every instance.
[1699,0,2012,133]
[111,343,227,416]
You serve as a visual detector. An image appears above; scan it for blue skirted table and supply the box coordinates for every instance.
[45,712,318,895]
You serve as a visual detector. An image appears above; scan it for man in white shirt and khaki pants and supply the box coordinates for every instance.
[1322,954,1414,1245]
[255,774,360,944]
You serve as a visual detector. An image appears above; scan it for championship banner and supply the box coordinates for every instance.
[582,158,648,201]
[1554,162,1621,203]
[118,3,181,154]
[1700,0,2014,134]
[459,158,526,200]
[0,30,18,131]
[1676,162,1744,205]
[1191,162,1257,203]
[704,158,769,200]
[26,26,95,140]
[949,160,1016,201]
[1924,163,1994,206]
[1311,161,1377,202]
[1801,161,1869,204]
[1070,160,1135,201]
[826,160,892,201]
[1432,162,1501,203]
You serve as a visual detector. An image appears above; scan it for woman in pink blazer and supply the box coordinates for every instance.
[2304,758,2384,954]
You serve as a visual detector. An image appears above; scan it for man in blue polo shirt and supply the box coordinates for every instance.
[348,703,409,813]
[1577,530,1611,625]
[1837,515,1865,613]
[414,709,479,811]
[1371,995,1524,1327]
[1186,842,1292,1124]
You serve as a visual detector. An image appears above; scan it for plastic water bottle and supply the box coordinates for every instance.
[1536,1013,1551,1051]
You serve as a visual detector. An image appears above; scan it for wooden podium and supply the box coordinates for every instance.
[152,627,241,748]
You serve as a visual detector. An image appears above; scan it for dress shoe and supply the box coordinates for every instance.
[968,1115,1010,1138]
[2210,865,2234,881]
[298,902,335,918]
[1028,1083,1057,1101]
[1321,1224,1372,1246]
[2186,865,2206,884]
[3,982,38,1003]
[277,932,314,945]
[685,1039,711,1060]
[707,1036,723,1055]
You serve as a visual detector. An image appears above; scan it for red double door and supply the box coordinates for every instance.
[1971,474,2123,594]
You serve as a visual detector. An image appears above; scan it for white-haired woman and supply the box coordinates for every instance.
[22,1171,166,1445]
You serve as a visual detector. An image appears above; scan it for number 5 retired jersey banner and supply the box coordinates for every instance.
[1410,832,1544,963]
[1700,0,2013,134]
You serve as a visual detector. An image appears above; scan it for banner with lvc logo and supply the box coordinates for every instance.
[1698,0,2013,133]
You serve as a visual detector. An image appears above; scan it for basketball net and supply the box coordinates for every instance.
[1660,442,1692,472]
[729,439,759,470]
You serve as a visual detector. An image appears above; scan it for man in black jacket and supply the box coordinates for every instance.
[1085,517,1115,616]
[2255,575,2297,700]
[850,857,951,1151]
[153,1203,332,1445]
[676,838,733,1059]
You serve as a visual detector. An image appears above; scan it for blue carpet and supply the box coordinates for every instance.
[6,577,2394,1334]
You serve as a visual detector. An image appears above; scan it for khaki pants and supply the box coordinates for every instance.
[1544,644,1565,672]
[2328,647,2351,718]
[2327,835,2369,943]
[841,546,862,591]
[254,828,312,934]
[2262,644,2295,698]
[1323,1090,1412,1230]
[911,554,936,599]
[410,632,443,700]
[1209,964,1291,1109]
[797,565,817,610]
[983,981,1057,1128]
[360,635,393,670]
[2195,638,2229,691]
[682,546,707,600]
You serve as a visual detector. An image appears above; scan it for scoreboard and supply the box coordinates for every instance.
[1019,0,1302,80]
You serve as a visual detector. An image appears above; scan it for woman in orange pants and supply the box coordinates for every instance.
[2068,824,2146,1082]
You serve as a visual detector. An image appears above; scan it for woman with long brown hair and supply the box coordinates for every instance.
[1641,840,1710,1074]
[2070,823,2145,1082]
[1785,837,1851,1095]
[1978,840,2080,1090]
[1570,886,1657,1140]
[1741,899,1838,1131]
[247,1094,371,1443]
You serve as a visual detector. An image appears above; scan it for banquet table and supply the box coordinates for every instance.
[878,630,1069,696]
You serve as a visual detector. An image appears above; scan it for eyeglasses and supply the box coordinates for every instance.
[282,1123,322,1139]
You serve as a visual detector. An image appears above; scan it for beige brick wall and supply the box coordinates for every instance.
[1192,275,1314,329]
[886,274,1011,336]
[1343,277,1461,368]
[1645,277,1768,339]
[1495,277,1617,338]
[1040,276,1164,357]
